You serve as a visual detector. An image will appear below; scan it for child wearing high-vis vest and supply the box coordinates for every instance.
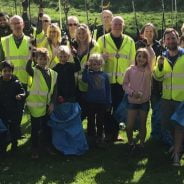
[26,48,57,159]
[123,47,155,152]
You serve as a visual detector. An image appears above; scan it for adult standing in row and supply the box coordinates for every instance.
[94,10,113,41]
[153,28,184,166]
[96,16,136,141]
[0,15,30,89]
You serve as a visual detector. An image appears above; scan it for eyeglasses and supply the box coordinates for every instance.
[68,23,78,27]
[42,20,49,22]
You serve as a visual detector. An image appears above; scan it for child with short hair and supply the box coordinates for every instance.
[123,47,155,151]
[53,45,81,103]
[82,53,111,145]
[0,61,25,154]
[26,48,57,159]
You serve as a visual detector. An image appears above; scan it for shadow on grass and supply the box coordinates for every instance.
[0,120,184,183]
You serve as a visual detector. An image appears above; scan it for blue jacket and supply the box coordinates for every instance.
[82,68,111,105]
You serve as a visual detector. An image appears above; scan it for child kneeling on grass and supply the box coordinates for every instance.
[123,47,155,152]
[26,48,57,159]
[0,61,25,154]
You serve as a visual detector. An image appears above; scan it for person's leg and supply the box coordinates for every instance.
[31,116,41,158]
[139,102,149,146]
[96,104,106,141]
[172,125,184,166]
[150,96,162,140]
[86,103,96,137]
[110,84,124,141]
[126,109,138,145]
[139,110,148,146]
[8,121,19,152]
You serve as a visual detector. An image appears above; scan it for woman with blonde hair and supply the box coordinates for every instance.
[41,23,62,68]
[75,23,98,120]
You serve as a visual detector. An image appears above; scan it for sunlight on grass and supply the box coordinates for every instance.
[72,167,104,184]
[131,159,148,183]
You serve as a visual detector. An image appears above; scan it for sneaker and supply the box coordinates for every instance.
[172,153,180,167]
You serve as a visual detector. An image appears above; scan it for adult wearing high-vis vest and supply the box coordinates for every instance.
[36,6,51,48]
[153,28,184,167]
[96,16,136,142]
[0,15,30,88]
[26,48,57,159]
[75,24,99,121]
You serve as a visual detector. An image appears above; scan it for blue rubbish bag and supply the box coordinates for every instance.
[171,102,184,127]
[0,118,7,133]
[48,103,88,155]
[113,94,128,123]
[113,94,140,130]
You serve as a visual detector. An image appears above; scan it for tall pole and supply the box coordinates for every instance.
[58,0,62,29]
[132,0,139,40]
[14,0,17,14]
[85,0,89,26]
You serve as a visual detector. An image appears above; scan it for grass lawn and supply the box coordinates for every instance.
[0,112,184,184]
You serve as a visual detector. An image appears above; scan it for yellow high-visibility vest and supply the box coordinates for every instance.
[97,33,136,84]
[75,42,99,92]
[153,53,184,101]
[26,68,57,117]
[36,31,47,48]
[1,34,30,84]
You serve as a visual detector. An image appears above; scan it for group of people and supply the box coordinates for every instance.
[0,0,184,167]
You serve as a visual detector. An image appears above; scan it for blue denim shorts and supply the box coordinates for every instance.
[128,101,150,112]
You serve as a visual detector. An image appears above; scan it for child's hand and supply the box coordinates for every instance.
[71,47,77,56]
[48,103,54,114]
[102,53,109,60]
[133,91,143,99]
[158,56,164,70]
[16,94,22,100]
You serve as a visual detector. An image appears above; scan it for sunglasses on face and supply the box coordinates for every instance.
[68,23,78,27]
[42,19,49,22]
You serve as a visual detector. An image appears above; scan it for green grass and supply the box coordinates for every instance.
[0,112,184,184]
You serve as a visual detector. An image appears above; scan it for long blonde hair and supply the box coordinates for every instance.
[47,23,61,44]
[75,24,91,44]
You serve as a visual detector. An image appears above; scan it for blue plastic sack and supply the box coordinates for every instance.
[113,94,128,123]
[171,102,184,127]
[0,118,7,133]
[48,103,88,155]
[113,94,140,130]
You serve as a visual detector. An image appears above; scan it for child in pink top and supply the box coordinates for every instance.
[123,47,155,150]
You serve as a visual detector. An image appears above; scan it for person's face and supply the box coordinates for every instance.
[68,19,78,34]
[58,51,70,63]
[49,27,58,40]
[10,18,24,36]
[2,67,13,80]
[0,16,8,27]
[36,54,48,67]
[136,52,148,67]
[102,12,112,26]
[42,16,51,31]
[90,59,102,71]
[111,18,123,37]
[164,32,179,51]
[77,28,88,42]
[143,26,154,41]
